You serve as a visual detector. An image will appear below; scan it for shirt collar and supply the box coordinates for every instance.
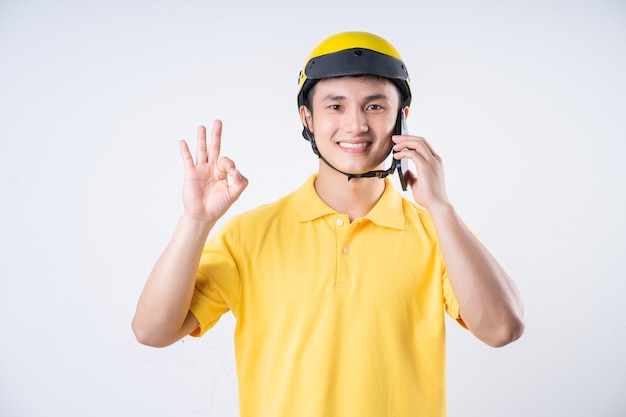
[294,174,406,230]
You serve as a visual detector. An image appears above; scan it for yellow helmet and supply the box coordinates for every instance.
[297,31,412,108]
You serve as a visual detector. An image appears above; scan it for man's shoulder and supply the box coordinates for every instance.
[396,195,438,235]
[401,197,430,218]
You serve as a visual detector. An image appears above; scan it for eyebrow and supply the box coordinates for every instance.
[321,93,391,102]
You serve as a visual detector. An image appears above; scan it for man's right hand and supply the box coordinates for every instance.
[132,120,248,347]
[179,120,248,223]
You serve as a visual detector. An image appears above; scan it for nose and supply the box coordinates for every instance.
[343,107,368,134]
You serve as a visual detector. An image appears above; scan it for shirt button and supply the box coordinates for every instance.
[336,219,344,226]
[343,246,350,254]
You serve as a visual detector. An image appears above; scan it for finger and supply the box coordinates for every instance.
[404,169,418,188]
[230,170,248,201]
[394,147,427,164]
[216,156,235,178]
[217,156,249,197]
[195,125,208,164]
[223,158,248,200]
[179,140,195,169]
[228,167,249,200]
[208,120,222,166]
[217,156,247,184]
[420,137,439,159]
[394,138,438,161]
[414,136,439,159]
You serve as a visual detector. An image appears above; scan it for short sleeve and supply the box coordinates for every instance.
[442,268,467,329]
[189,219,242,337]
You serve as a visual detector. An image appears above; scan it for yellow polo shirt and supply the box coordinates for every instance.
[190,174,462,417]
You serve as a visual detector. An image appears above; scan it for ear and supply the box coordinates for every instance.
[299,105,313,133]
[402,106,410,120]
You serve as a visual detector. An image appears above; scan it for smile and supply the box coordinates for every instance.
[338,142,370,149]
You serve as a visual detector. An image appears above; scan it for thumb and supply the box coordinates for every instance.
[404,169,418,189]
[228,167,249,200]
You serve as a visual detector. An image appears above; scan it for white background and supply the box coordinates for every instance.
[1,1,625,416]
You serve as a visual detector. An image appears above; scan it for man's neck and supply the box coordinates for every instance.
[314,164,386,222]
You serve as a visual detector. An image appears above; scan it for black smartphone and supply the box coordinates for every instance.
[393,111,409,191]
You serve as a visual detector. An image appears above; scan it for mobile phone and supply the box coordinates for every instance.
[393,111,409,191]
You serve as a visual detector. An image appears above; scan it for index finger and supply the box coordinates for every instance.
[394,135,439,160]
[207,119,223,165]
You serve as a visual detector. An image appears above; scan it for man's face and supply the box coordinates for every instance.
[301,76,401,175]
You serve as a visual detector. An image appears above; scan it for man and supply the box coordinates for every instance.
[132,31,524,417]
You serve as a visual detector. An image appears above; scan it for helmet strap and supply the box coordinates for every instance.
[301,125,396,182]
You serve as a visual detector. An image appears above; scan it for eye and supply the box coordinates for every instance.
[328,104,342,111]
[366,104,383,111]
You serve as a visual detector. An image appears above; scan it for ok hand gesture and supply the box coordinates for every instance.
[179,120,248,222]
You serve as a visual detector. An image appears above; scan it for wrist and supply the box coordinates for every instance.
[179,211,217,233]
[426,200,456,221]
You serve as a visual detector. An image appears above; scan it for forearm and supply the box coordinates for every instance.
[429,202,524,347]
[132,213,216,347]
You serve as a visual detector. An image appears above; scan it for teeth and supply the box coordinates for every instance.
[339,142,368,149]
